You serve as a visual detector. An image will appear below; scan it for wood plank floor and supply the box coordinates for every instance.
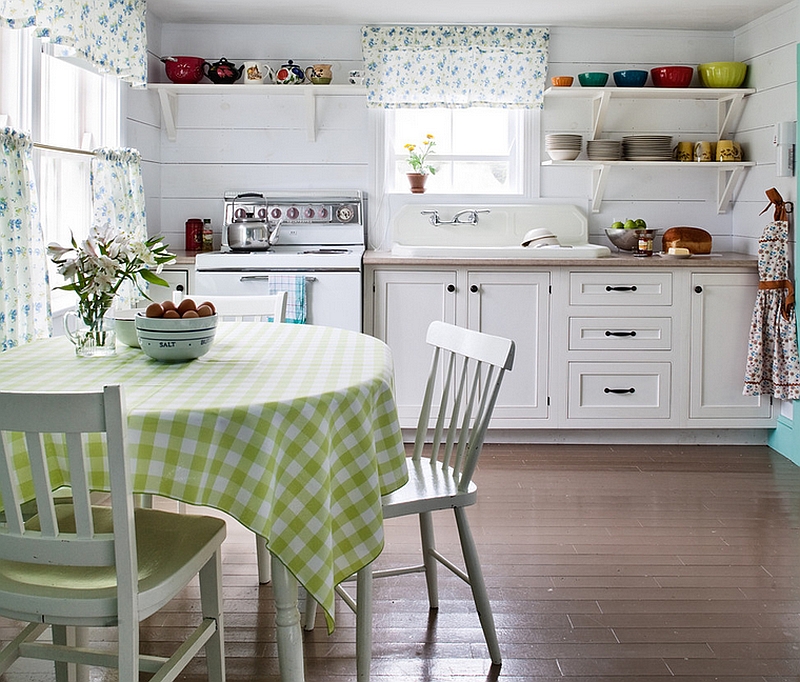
[5,443,800,680]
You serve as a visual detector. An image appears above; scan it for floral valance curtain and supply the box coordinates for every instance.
[361,25,549,109]
[0,0,147,87]
[0,127,52,351]
[91,147,148,307]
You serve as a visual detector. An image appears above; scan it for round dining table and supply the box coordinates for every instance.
[0,321,408,682]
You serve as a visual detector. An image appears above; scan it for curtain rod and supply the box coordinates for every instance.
[33,142,95,157]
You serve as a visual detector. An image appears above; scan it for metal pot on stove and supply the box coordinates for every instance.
[225,193,282,250]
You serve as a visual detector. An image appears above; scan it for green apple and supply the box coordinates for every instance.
[635,218,647,229]
[611,221,624,229]
[623,219,637,230]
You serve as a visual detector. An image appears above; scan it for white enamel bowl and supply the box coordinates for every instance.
[113,309,140,347]
[135,313,218,362]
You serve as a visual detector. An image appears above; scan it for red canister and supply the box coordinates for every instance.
[185,218,203,251]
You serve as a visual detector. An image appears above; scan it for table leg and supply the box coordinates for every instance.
[271,553,305,682]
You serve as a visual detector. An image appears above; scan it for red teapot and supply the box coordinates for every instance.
[204,57,244,84]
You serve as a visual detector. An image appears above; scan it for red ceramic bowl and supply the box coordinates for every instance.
[162,56,207,84]
[650,66,694,88]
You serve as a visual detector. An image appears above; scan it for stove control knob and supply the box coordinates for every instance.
[304,207,315,219]
[336,205,355,223]
[257,207,267,220]
[234,207,247,220]
[318,206,329,219]
[287,207,299,220]
[270,208,282,219]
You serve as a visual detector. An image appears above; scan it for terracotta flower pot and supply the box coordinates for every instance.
[407,173,427,194]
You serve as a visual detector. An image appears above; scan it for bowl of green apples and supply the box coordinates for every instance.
[605,218,649,251]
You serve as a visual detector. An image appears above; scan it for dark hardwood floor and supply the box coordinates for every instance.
[5,443,800,680]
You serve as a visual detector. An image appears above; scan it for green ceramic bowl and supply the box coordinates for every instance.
[698,62,747,88]
[578,72,609,87]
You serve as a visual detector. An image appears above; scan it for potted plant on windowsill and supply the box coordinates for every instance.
[404,134,437,194]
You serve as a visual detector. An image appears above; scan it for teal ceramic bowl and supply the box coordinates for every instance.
[613,70,648,87]
[578,72,609,87]
[698,62,747,88]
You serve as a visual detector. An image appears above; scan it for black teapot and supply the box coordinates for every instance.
[204,57,244,84]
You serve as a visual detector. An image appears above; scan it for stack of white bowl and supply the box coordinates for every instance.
[587,139,622,161]
[545,134,582,161]
[135,313,218,362]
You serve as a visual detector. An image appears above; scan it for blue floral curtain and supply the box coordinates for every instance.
[361,25,549,109]
[0,127,52,351]
[0,0,147,87]
[91,147,147,307]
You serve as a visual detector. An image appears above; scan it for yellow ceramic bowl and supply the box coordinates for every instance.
[698,62,747,88]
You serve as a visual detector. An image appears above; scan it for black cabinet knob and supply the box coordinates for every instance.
[446,284,456,293]
[695,285,703,293]
[470,284,479,293]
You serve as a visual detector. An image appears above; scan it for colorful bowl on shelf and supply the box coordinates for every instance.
[650,66,694,88]
[578,72,609,87]
[551,76,574,87]
[698,62,747,88]
[613,70,648,87]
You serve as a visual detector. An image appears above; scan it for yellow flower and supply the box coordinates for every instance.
[404,134,437,175]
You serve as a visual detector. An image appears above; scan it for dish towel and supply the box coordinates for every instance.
[268,275,307,324]
[743,188,800,400]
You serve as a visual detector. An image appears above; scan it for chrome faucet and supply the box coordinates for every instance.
[420,209,490,227]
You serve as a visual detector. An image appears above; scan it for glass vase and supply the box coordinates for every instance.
[64,308,117,357]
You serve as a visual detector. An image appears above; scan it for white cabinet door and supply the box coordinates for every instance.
[466,270,550,423]
[688,271,772,422]
[372,269,457,425]
[146,267,191,302]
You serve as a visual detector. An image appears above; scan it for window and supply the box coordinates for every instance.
[388,108,525,194]
[1,28,120,309]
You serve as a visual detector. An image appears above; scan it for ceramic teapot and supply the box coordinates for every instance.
[204,57,244,84]
[275,60,305,84]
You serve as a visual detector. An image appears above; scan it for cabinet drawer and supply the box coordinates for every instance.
[567,362,671,419]
[570,272,672,306]
[569,317,672,350]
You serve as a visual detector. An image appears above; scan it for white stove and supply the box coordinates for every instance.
[195,190,366,331]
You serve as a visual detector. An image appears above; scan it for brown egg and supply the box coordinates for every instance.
[196,304,214,317]
[163,309,181,319]
[182,310,199,318]
[161,300,177,311]
[176,298,197,316]
[146,302,164,318]
[199,300,216,314]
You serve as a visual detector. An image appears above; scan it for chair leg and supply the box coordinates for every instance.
[255,533,272,584]
[418,511,439,609]
[303,589,318,631]
[355,563,373,682]
[199,550,226,682]
[454,507,501,666]
[51,625,68,682]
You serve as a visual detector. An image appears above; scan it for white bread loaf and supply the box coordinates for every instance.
[662,227,712,254]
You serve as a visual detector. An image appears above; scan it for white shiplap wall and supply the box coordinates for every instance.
[126,10,797,253]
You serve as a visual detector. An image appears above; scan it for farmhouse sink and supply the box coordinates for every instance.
[389,203,611,259]
[391,243,611,258]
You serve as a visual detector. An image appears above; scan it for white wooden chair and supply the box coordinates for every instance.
[310,320,514,680]
[186,292,287,584]
[0,385,227,682]
[199,292,287,323]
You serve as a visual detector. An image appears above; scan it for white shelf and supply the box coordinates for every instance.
[543,160,755,214]
[147,83,367,142]
[544,87,754,140]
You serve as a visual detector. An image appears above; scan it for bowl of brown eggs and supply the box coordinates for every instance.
[135,298,218,362]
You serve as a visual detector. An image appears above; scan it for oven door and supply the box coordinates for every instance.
[194,270,362,332]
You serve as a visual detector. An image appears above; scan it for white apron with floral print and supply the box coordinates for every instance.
[743,213,800,400]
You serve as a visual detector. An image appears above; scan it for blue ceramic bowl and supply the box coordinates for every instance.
[613,69,648,87]
[578,72,609,87]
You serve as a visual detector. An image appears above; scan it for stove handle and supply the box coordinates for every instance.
[238,275,317,282]
[235,192,265,199]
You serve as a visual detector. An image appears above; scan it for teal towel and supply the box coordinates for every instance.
[268,275,306,324]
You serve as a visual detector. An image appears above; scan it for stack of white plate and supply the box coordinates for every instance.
[622,135,672,161]
[587,139,622,161]
[546,134,582,161]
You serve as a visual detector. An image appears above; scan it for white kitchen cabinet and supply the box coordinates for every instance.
[687,271,772,423]
[542,86,755,213]
[145,265,193,303]
[369,267,550,428]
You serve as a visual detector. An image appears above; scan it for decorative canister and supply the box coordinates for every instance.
[185,218,204,251]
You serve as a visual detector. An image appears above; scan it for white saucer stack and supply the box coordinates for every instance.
[546,134,582,161]
[622,135,672,161]
[587,139,622,161]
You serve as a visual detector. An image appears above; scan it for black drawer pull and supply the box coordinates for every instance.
[604,387,636,394]
[606,285,637,292]
[446,284,456,293]
[605,330,637,337]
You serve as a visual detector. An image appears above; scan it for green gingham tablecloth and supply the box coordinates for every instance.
[0,322,407,630]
